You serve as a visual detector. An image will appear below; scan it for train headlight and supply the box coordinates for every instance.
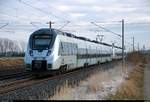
[29,50,33,56]
[46,49,51,56]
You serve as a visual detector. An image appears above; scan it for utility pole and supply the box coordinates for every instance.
[122,19,125,63]
[138,42,140,51]
[132,36,135,52]
[47,21,54,29]
[143,45,145,51]
[121,19,125,79]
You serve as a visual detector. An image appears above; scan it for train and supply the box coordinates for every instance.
[24,28,123,75]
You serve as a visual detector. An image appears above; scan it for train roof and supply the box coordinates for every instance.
[32,28,122,49]
[31,28,55,35]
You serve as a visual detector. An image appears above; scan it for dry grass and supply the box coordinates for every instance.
[107,52,144,100]
[49,71,108,100]
[85,71,110,93]
[49,52,144,100]
[49,81,74,100]
[127,52,144,65]
[49,64,124,100]
[0,58,24,69]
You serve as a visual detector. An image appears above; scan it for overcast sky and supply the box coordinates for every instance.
[0,0,150,51]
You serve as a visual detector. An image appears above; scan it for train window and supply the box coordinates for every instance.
[73,44,76,55]
[80,49,82,55]
[73,45,76,55]
[58,42,62,55]
[62,42,66,55]
[71,43,74,55]
[70,43,72,55]
[74,44,76,55]
[64,42,67,55]
[84,48,86,54]
[83,48,85,54]
[92,49,94,54]
[81,48,83,55]
[90,49,92,55]
[60,42,63,55]
[32,35,52,50]
[65,43,68,55]
[75,45,77,55]
[69,43,72,55]
[68,43,71,55]
[67,43,69,55]
[77,48,80,55]
[59,42,77,56]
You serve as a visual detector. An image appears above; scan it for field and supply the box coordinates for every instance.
[49,52,144,100]
[0,57,24,70]
[107,53,144,100]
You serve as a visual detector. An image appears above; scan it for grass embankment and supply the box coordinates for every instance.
[108,52,144,100]
[49,52,144,100]
[49,62,124,100]
[49,72,111,100]
[0,58,24,70]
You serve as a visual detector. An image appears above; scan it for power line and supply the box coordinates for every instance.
[0,12,19,19]
[17,0,68,22]
[17,0,52,17]
[125,22,150,25]
[30,22,39,29]
[0,4,41,19]
[36,0,70,22]
[59,21,70,30]
[91,22,121,37]
[0,30,15,33]
[93,21,121,25]
[0,23,9,29]
[94,20,121,23]
[0,11,38,22]
[33,0,72,28]
[93,21,150,25]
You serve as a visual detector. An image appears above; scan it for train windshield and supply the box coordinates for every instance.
[32,35,52,50]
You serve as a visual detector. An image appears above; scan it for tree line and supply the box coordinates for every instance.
[0,38,25,57]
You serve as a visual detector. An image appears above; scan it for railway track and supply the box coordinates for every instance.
[0,71,36,95]
[0,60,121,95]
[0,68,35,94]
[0,71,31,80]
[0,65,25,80]
[0,64,101,95]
